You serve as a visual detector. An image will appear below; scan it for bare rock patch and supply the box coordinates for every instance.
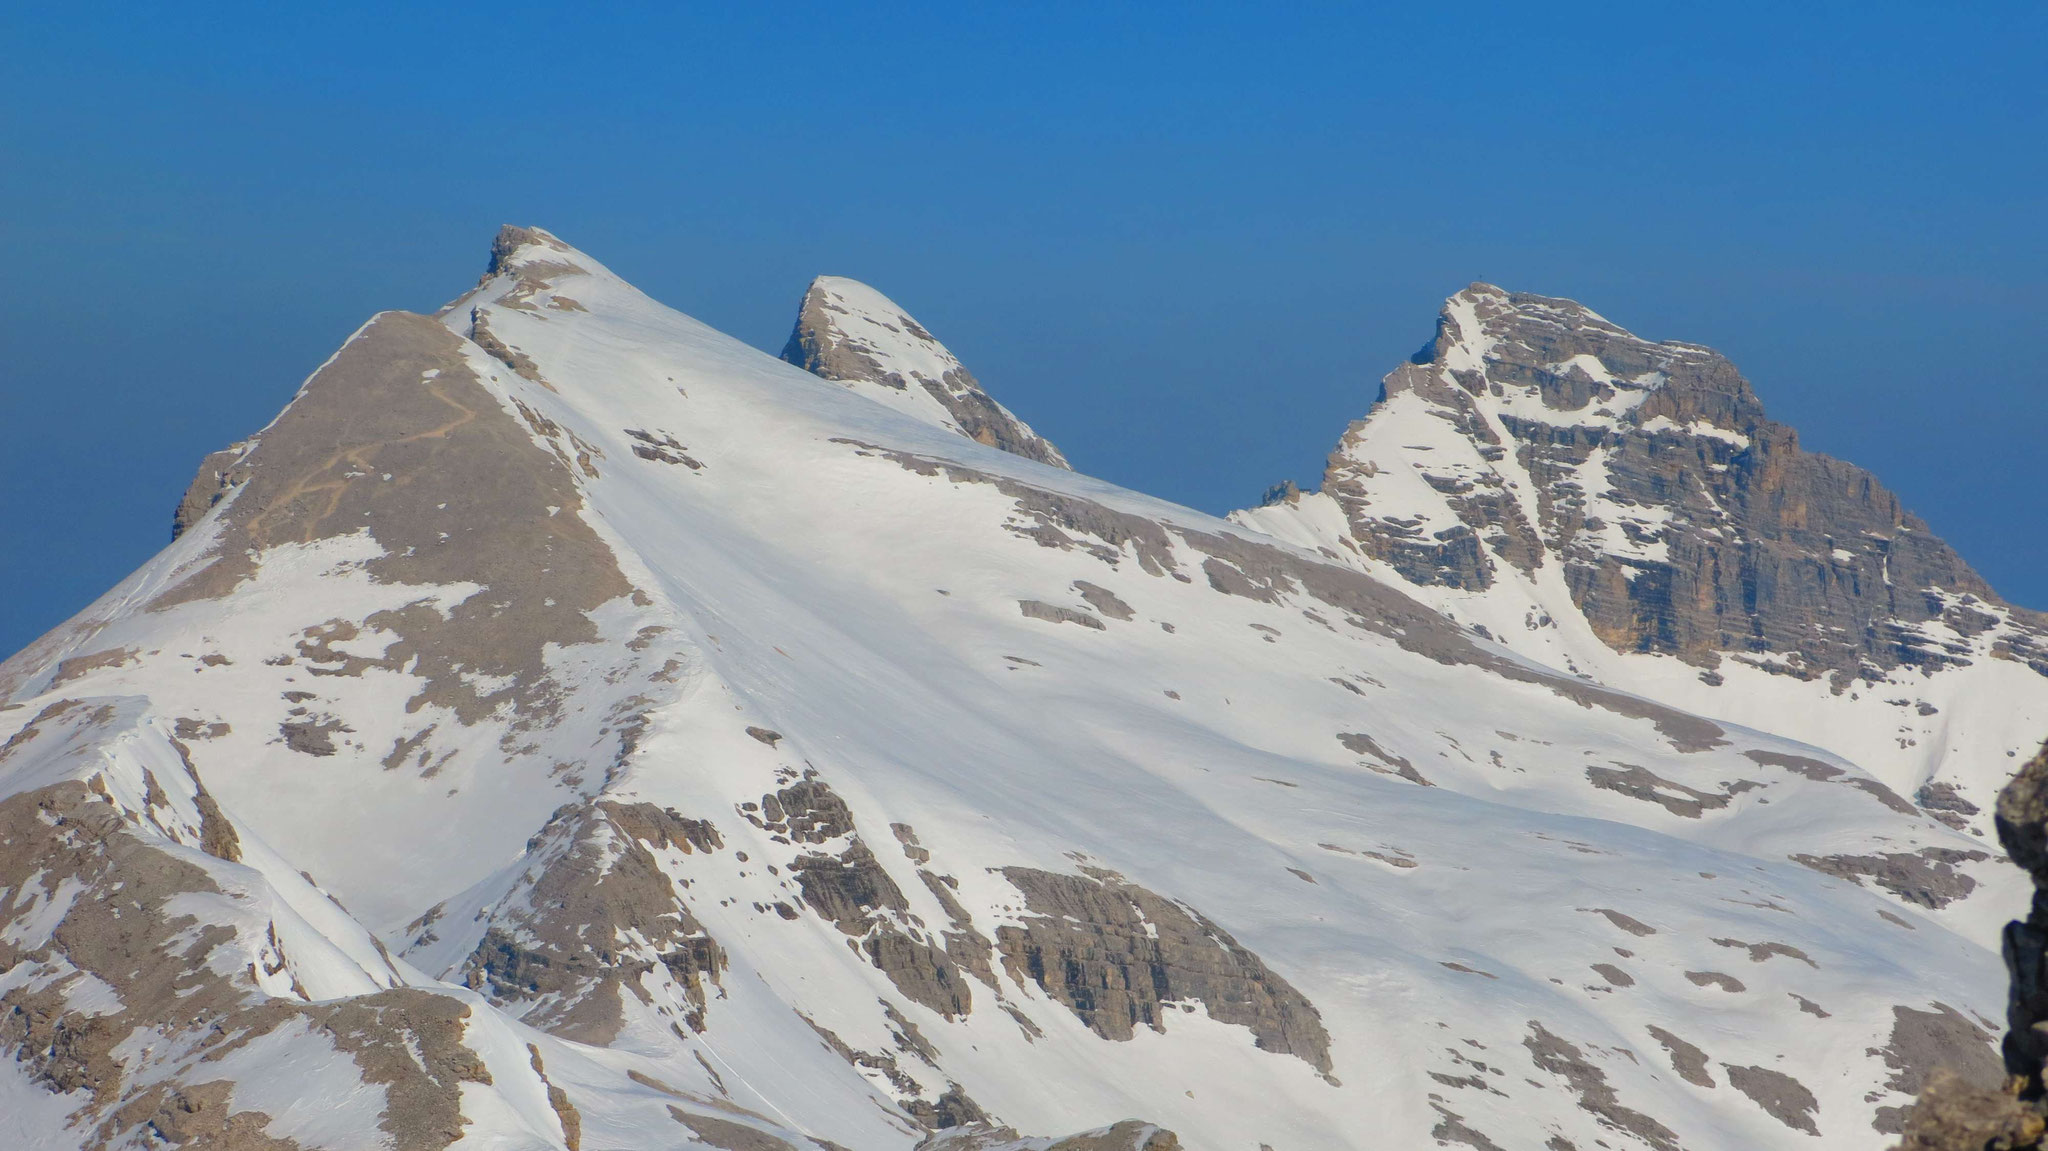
[1586,762,1740,818]
[1644,1025,1713,1087]
[1336,732,1431,785]
[1583,908,1656,937]
[149,310,636,737]
[457,800,725,1042]
[1072,581,1135,621]
[1684,971,1745,993]
[1791,849,1986,909]
[1523,1021,1680,1151]
[1723,1064,1818,1134]
[1019,600,1104,630]
[993,867,1332,1074]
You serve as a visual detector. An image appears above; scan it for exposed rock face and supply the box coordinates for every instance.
[1300,283,2045,681]
[1645,1025,1713,1087]
[1236,281,2048,843]
[1791,848,1988,909]
[804,1009,991,1134]
[170,440,254,540]
[152,307,636,729]
[782,276,1070,468]
[1723,1063,1820,1135]
[1586,761,1739,817]
[1522,1021,1681,1151]
[1893,739,2048,1147]
[1897,1068,2043,1150]
[0,702,498,1151]
[453,800,725,1043]
[1019,598,1106,630]
[1998,742,2048,1095]
[1872,1004,2005,1133]
[993,867,1332,1075]
[744,775,985,1019]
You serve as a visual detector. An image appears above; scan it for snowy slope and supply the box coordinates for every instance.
[1237,284,2048,855]
[0,231,2016,1151]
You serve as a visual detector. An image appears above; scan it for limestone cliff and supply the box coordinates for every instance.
[1237,283,2048,837]
[1311,284,2040,678]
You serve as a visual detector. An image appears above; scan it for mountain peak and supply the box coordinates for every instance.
[2,225,2026,1150]
[444,225,622,370]
[1238,282,2046,828]
[1396,282,1768,436]
[486,224,585,277]
[781,275,1070,468]
[1425,283,1643,371]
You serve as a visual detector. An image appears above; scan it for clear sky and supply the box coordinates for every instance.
[3,3,2044,658]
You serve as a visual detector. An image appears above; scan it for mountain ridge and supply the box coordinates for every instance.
[0,227,2020,1151]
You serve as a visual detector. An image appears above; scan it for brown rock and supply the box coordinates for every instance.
[755,777,984,1019]
[848,436,1733,755]
[148,309,636,736]
[0,726,499,1151]
[1316,284,2047,679]
[993,867,1332,1075]
[1889,739,2048,1146]
[457,800,725,1042]
[782,277,1069,469]
[1523,1021,1680,1151]
[1896,1068,2043,1150]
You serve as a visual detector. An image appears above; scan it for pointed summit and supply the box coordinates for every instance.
[1237,282,2048,831]
[1400,283,1766,431]
[466,224,612,298]
[780,275,1070,468]
[486,224,581,276]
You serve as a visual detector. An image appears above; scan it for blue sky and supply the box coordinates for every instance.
[3,3,2044,657]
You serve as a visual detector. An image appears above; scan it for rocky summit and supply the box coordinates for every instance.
[0,229,2031,1150]
[781,275,1070,469]
[1238,283,2048,846]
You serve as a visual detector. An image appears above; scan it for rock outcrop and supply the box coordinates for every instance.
[154,307,637,729]
[452,800,726,1043]
[0,701,504,1151]
[1296,284,2045,680]
[2003,745,2048,1084]
[993,866,1332,1076]
[1235,282,2048,840]
[781,276,1070,468]
[741,775,991,1019]
[1894,738,2048,1148]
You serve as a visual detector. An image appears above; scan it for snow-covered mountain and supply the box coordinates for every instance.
[0,230,2020,1151]
[1237,284,2048,846]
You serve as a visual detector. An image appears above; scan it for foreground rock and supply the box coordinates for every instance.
[1896,740,2048,1148]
